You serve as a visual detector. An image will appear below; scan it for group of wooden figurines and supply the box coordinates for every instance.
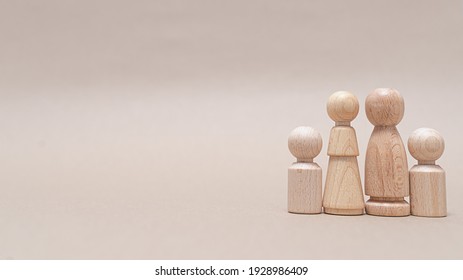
[288,88,446,217]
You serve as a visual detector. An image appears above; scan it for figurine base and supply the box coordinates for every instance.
[324,208,364,216]
[365,198,410,217]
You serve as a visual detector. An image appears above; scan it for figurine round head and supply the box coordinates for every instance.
[408,128,445,164]
[365,88,404,126]
[288,126,322,161]
[327,91,359,123]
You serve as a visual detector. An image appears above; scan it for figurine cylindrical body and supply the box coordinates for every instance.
[288,162,323,214]
[410,165,446,217]
[365,126,409,198]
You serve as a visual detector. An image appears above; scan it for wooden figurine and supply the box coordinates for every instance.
[408,128,447,217]
[323,91,365,215]
[365,88,410,217]
[288,126,323,214]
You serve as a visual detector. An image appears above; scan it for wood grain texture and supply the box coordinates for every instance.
[323,91,364,215]
[323,157,364,215]
[410,165,446,217]
[408,128,446,217]
[288,126,323,214]
[365,126,409,197]
[327,91,359,123]
[364,88,409,217]
[365,197,410,217]
[408,128,445,165]
[365,88,404,126]
[288,126,323,162]
[327,126,359,156]
[288,162,323,214]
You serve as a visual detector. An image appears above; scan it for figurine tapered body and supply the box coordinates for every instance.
[287,126,323,214]
[365,88,410,217]
[408,128,447,217]
[323,91,365,215]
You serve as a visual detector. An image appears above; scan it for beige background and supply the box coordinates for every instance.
[1,0,463,259]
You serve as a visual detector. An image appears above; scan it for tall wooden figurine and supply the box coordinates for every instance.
[365,88,410,216]
[288,126,323,214]
[323,91,365,215]
[408,128,446,217]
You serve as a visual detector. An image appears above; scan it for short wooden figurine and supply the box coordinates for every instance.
[288,126,323,214]
[408,128,447,217]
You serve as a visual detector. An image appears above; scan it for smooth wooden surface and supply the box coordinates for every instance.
[408,128,446,217]
[323,91,364,215]
[1,0,463,260]
[288,126,323,162]
[323,157,364,215]
[365,88,404,127]
[288,162,323,214]
[365,126,409,197]
[327,126,359,156]
[327,91,360,123]
[410,165,446,217]
[408,128,445,165]
[365,88,409,216]
[365,197,410,217]
[288,126,323,214]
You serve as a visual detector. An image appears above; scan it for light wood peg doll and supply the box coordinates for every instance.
[288,126,323,214]
[408,128,447,217]
[365,88,410,217]
[323,91,365,215]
